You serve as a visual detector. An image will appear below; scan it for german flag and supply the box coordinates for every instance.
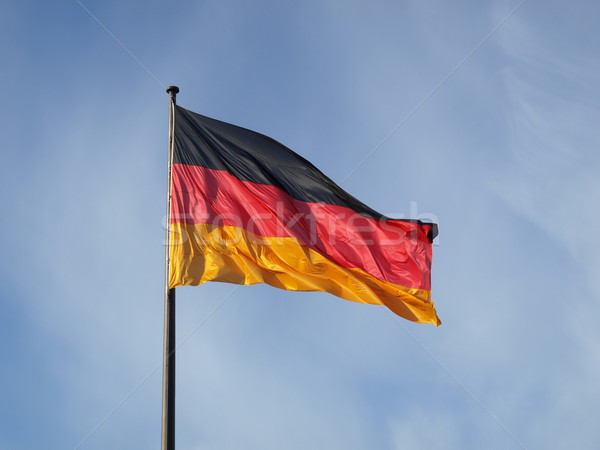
[169,106,440,325]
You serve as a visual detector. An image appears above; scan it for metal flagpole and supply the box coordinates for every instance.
[162,85,179,450]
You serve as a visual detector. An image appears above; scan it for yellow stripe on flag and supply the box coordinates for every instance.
[169,223,440,325]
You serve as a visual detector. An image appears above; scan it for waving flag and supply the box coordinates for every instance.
[168,105,440,325]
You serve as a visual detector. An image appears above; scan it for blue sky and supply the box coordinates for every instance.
[2,1,599,449]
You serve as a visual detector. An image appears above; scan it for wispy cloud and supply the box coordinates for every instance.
[491,8,600,276]
[488,7,600,447]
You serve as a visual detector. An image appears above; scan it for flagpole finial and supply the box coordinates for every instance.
[166,86,179,95]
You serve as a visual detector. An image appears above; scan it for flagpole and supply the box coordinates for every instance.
[162,85,179,450]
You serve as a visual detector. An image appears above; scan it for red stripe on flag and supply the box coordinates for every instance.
[171,164,433,290]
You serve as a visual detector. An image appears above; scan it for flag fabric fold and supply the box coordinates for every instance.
[169,105,440,325]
